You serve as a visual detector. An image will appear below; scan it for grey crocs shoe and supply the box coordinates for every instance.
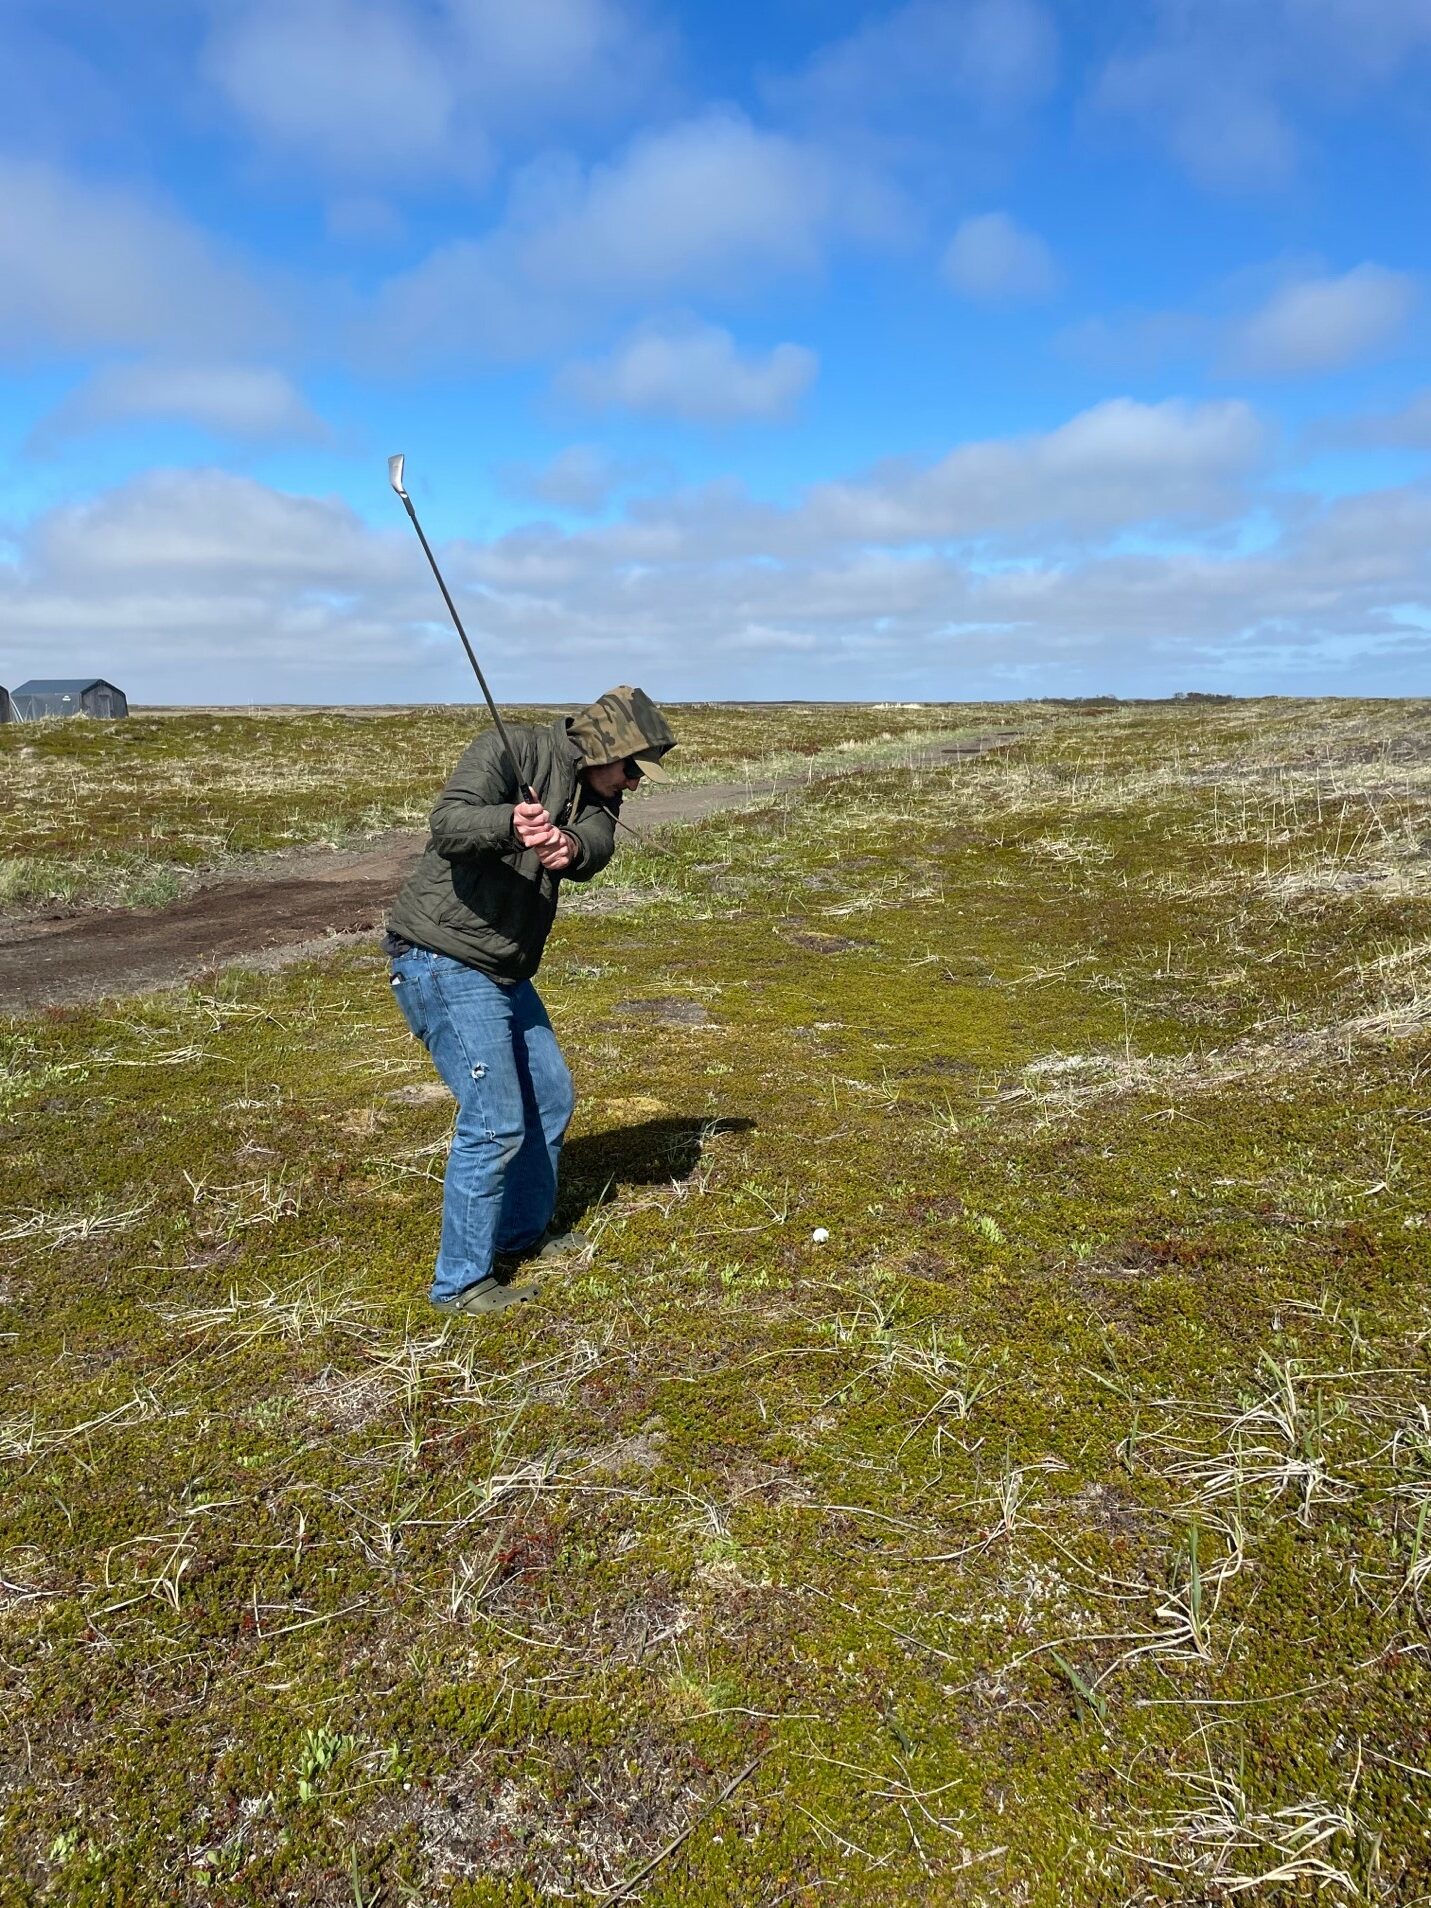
[494,1227,591,1267]
[432,1276,538,1316]
[533,1227,590,1260]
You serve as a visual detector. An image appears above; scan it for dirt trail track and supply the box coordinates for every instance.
[4,736,1014,1012]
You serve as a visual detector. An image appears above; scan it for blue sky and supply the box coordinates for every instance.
[2,0,1429,704]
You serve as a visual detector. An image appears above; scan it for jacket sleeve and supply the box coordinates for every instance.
[561,803,618,883]
[427,731,519,859]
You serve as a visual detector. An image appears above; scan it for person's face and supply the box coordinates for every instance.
[582,757,642,799]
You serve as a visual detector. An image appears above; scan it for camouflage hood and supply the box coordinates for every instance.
[567,685,677,780]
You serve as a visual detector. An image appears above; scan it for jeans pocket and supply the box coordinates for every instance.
[390,963,429,1043]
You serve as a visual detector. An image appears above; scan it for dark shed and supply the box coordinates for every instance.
[11,678,129,720]
[0,685,11,722]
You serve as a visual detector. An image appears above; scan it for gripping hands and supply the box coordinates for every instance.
[514,799,577,873]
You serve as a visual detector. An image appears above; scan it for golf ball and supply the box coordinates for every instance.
[811,1227,830,1244]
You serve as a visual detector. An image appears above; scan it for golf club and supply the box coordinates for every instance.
[388,453,662,852]
[388,454,537,803]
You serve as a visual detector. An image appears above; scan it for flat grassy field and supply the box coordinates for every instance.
[0,702,992,914]
[3,698,1429,1905]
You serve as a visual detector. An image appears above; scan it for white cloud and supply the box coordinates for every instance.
[801,398,1264,545]
[771,0,1057,126]
[203,0,668,182]
[204,0,467,180]
[472,398,1263,576]
[0,469,439,704]
[1091,0,1431,192]
[560,320,817,422]
[1234,265,1416,374]
[458,469,1431,695]
[465,398,1263,574]
[1094,48,1299,193]
[0,160,278,358]
[30,363,330,449]
[366,112,870,359]
[942,212,1058,300]
[25,470,394,585]
[4,443,1430,703]
[446,0,669,117]
[1257,0,1431,83]
[510,115,838,293]
[1060,263,1418,384]
[1326,388,1431,450]
[512,445,635,513]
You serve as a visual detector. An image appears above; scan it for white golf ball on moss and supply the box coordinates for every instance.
[811,1227,830,1244]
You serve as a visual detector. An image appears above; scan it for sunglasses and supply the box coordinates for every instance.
[622,756,644,780]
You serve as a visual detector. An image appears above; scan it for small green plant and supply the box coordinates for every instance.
[1405,1497,1430,1607]
[295,1724,359,1804]
[1149,1520,1215,1661]
[1050,1650,1109,1726]
[47,1827,83,1866]
[666,1665,743,1713]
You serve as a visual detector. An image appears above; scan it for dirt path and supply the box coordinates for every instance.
[5,737,1015,1011]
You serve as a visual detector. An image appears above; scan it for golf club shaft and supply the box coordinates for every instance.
[391,458,661,853]
[395,490,537,804]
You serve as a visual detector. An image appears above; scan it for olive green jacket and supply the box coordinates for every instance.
[387,718,618,983]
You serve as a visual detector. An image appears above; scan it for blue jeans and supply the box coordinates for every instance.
[388,948,575,1303]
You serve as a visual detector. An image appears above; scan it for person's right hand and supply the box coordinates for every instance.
[514,799,558,851]
[515,798,576,870]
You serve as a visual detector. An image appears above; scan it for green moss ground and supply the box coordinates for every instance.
[2,699,1429,1903]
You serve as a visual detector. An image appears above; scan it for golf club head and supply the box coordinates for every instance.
[387,453,408,499]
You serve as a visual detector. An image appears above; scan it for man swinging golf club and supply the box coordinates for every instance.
[384,458,677,1314]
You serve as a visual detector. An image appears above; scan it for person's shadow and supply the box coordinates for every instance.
[557,1116,756,1226]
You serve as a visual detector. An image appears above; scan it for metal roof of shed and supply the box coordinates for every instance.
[13,679,120,695]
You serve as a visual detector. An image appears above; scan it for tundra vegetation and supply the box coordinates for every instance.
[1,697,1429,1905]
[0,702,965,915]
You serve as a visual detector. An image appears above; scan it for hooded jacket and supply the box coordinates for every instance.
[386,694,674,983]
[566,685,677,777]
